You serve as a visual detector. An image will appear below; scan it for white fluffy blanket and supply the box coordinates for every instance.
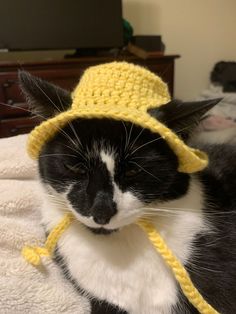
[0,135,90,314]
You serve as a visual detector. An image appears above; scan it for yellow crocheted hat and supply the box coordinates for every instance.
[27,61,208,173]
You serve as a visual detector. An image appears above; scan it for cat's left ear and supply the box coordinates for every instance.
[148,98,222,139]
[18,71,72,119]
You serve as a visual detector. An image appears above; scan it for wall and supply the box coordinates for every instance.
[123,0,236,100]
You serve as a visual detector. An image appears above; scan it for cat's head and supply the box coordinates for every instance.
[19,71,220,234]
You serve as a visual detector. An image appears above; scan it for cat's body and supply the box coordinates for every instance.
[39,141,236,314]
[19,70,236,314]
[41,178,203,314]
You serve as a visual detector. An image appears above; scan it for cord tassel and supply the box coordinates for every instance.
[21,213,74,266]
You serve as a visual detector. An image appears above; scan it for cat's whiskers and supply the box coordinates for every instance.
[72,161,89,171]
[47,200,68,208]
[34,82,86,153]
[45,195,71,212]
[141,210,186,220]
[34,80,61,112]
[55,88,66,110]
[125,128,145,158]
[43,179,68,186]
[39,153,78,158]
[123,123,134,156]
[45,193,66,201]
[143,206,198,212]
[129,161,161,182]
[161,207,236,216]
[45,203,70,213]
[141,212,176,219]
[128,124,194,157]
[58,128,81,151]
[66,120,83,150]
[140,208,198,220]
[1,102,83,156]
[0,102,45,119]
[127,123,134,147]
[55,88,85,154]
[60,143,87,163]
[129,136,162,156]
[142,206,236,219]
[186,263,222,276]
[122,121,129,152]
[34,82,79,147]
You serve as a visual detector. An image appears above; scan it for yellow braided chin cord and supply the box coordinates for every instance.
[22,214,219,314]
[22,213,75,266]
[137,220,219,314]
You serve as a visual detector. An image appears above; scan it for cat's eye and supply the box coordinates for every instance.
[125,168,142,177]
[63,163,87,176]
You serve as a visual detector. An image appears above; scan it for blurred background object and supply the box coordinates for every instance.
[0,0,124,56]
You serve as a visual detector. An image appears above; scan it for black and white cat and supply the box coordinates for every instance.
[20,71,236,314]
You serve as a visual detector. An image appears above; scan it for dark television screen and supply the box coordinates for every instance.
[0,0,123,51]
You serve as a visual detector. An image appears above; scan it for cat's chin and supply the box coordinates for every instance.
[87,226,118,235]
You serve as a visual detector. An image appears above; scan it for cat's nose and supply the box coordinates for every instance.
[93,215,111,225]
[91,191,117,225]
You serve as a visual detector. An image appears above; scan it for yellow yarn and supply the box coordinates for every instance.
[137,220,219,314]
[22,62,217,312]
[22,214,219,313]
[27,61,208,173]
[22,213,74,266]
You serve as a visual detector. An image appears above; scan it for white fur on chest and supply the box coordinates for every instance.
[41,179,206,314]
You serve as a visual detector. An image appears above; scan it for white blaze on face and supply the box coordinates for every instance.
[100,150,144,228]
[100,150,115,177]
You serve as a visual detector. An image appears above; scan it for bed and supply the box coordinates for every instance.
[0,113,235,313]
[0,134,90,314]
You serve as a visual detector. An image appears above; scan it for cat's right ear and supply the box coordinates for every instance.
[18,71,72,119]
[148,98,222,140]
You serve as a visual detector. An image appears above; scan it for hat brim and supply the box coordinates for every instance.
[27,106,208,173]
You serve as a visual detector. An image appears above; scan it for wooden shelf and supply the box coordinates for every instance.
[0,54,180,138]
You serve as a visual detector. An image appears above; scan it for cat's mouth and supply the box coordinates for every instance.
[70,210,120,235]
[87,226,118,235]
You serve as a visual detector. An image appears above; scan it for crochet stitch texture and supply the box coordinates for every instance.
[23,62,219,313]
[27,61,208,173]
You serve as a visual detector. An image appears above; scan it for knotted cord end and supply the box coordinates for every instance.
[21,246,50,266]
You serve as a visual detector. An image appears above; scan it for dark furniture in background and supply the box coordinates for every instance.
[0,54,179,138]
